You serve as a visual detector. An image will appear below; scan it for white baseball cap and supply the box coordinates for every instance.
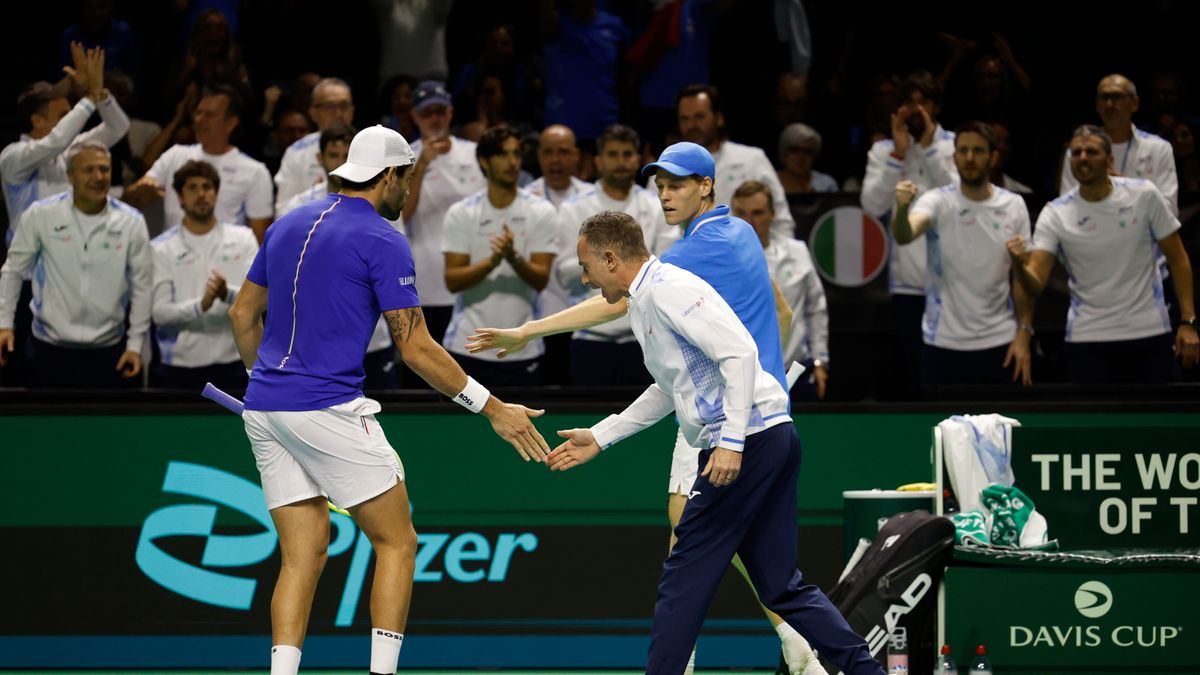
[330,125,416,183]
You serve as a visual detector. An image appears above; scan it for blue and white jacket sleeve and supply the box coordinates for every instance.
[590,383,675,450]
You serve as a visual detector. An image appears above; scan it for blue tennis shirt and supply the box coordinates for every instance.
[659,204,788,394]
[244,194,419,411]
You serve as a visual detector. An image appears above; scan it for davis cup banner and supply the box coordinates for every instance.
[808,206,889,287]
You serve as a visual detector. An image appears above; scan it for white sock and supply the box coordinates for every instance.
[683,646,696,675]
[370,627,404,674]
[270,645,301,675]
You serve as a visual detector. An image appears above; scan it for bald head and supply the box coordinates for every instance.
[538,124,580,190]
[1096,74,1139,132]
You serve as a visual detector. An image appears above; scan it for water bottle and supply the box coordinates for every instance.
[969,644,993,674]
[936,644,957,674]
[886,627,908,674]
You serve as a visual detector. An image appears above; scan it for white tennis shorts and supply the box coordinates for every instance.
[668,426,703,495]
[243,397,404,510]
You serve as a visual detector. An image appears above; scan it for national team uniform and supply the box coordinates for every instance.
[555,183,678,384]
[658,205,788,495]
[711,140,795,237]
[440,188,558,385]
[405,137,485,341]
[909,185,1031,385]
[525,175,590,209]
[242,194,419,510]
[145,144,274,229]
[151,223,259,389]
[590,258,881,675]
[1032,178,1181,383]
[861,125,957,388]
[764,235,828,398]
[274,131,326,215]
[1060,126,1178,214]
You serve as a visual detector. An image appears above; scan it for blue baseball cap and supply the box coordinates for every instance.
[641,142,715,180]
[413,80,451,112]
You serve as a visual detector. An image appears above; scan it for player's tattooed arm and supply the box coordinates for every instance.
[384,307,425,345]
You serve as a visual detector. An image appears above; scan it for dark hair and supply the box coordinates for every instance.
[476,123,522,161]
[1071,124,1113,155]
[378,73,418,113]
[675,83,723,115]
[338,164,413,192]
[954,121,997,153]
[732,180,773,211]
[17,82,62,133]
[579,211,650,261]
[172,160,221,195]
[900,69,941,106]
[320,122,357,152]
[202,83,244,119]
[596,124,640,153]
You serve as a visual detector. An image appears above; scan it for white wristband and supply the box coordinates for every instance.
[453,376,490,414]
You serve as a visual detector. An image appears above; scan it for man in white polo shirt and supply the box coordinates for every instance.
[1010,125,1197,383]
[675,84,796,237]
[526,124,590,208]
[273,77,356,214]
[554,123,677,385]
[127,84,274,241]
[151,160,258,390]
[442,124,558,386]
[400,80,486,350]
[1059,74,1178,214]
[892,121,1034,387]
[0,142,150,388]
[861,70,958,393]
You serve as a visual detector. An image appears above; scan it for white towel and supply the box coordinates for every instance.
[939,414,1020,514]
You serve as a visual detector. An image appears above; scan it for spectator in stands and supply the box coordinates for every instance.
[988,121,1032,194]
[151,160,258,390]
[554,124,677,386]
[1171,121,1200,209]
[676,84,796,236]
[57,0,140,85]
[452,24,537,125]
[401,81,486,349]
[843,74,902,191]
[891,122,1034,388]
[372,0,451,81]
[776,73,809,130]
[0,142,150,388]
[139,83,198,177]
[1011,126,1197,384]
[274,78,356,214]
[458,74,516,144]
[527,124,589,207]
[2,44,128,239]
[379,73,418,141]
[441,125,558,386]
[1060,74,1178,215]
[733,180,829,400]
[278,123,401,389]
[161,9,250,119]
[776,123,838,194]
[260,106,313,177]
[541,0,629,149]
[104,70,160,190]
[127,84,274,241]
[861,70,957,393]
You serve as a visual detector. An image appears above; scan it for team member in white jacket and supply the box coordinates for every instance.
[732,180,830,400]
[0,142,150,388]
[554,124,677,385]
[860,70,957,391]
[1,43,129,236]
[547,211,884,675]
[273,78,356,214]
[151,160,258,390]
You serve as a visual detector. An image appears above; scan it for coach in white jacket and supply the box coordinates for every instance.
[0,142,150,388]
[151,160,258,390]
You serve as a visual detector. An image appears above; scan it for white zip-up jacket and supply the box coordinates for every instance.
[861,124,957,295]
[590,257,791,452]
[0,193,151,351]
[1,95,130,241]
[151,223,259,367]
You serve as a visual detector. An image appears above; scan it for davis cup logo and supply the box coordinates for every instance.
[1075,580,1113,619]
[808,207,889,286]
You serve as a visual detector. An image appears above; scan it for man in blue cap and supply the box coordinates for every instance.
[467,143,881,675]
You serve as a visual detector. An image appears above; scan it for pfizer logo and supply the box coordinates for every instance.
[1074,581,1113,619]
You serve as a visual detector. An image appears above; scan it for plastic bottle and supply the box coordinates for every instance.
[936,644,957,674]
[886,627,908,674]
[969,644,993,674]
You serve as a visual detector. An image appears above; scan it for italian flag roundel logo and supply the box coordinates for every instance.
[808,206,889,287]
